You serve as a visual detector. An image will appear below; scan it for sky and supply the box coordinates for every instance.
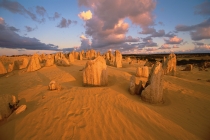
[0,0,210,56]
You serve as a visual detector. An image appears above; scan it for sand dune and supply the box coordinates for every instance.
[0,59,210,140]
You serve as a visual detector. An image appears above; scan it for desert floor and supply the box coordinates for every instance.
[0,60,210,140]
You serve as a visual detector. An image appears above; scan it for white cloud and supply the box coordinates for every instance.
[78,10,92,21]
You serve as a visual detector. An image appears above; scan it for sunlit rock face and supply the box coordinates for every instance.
[0,61,7,75]
[19,58,29,69]
[83,56,108,86]
[45,54,54,67]
[27,53,41,72]
[54,52,70,66]
[163,53,176,76]
[129,76,144,95]
[7,62,14,73]
[69,53,74,63]
[114,50,122,68]
[0,94,17,120]
[74,52,79,60]
[141,62,164,104]
[56,58,70,66]
[79,52,83,60]
[136,66,149,78]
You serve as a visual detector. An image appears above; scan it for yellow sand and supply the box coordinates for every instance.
[0,59,210,140]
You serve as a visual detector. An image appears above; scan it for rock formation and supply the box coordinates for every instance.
[56,58,70,66]
[136,66,149,78]
[0,94,18,120]
[19,58,29,69]
[183,64,193,71]
[0,60,7,75]
[83,56,108,86]
[129,76,144,95]
[27,53,41,72]
[69,53,74,63]
[74,52,79,60]
[79,52,83,60]
[45,54,54,67]
[114,50,122,68]
[49,80,61,90]
[141,62,164,104]
[8,62,14,73]
[163,53,176,75]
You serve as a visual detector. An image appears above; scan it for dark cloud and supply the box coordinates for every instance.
[194,1,210,16]
[25,26,37,32]
[150,29,165,37]
[36,6,46,16]
[49,12,61,20]
[139,36,158,48]
[0,19,59,51]
[0,0,42,22]
[175,18,210,31]
[158,21,164,26]
[57,17,77,28]
[175,18,210,40]
[140,27,165,37]
[9,26,19,32]
[139,27,156,34]
[190,27,210,40]
[193,42,204,46]
[62,48,74,52]
[164,32,176,37]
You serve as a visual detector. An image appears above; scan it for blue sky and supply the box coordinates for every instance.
[0,0,210,55]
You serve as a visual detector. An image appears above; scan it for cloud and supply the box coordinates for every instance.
[49,12,61,20]
[150,29,165,37]
[158,21,164,26]
[0,0,42,22]
[80,34,88,40]
[25,26,37,32]
[9,26,19,32]
[78,10,92,20]
[78,0,156,30]
[164,36,183,44]
[0,17,59,51]
[193,42,204,46]
[79,35,91,50]
[190,44,210,53]
[57,17,77,28]
[172,45,179,48]
[139,27,156,34]
[175,18,210,40]
[78,0,156,51]
[139,36,158,48]
[164,32,176,37]
[36,6,46,16]
[175,18,210,31]
[139,27,165,39]
[0,18,19,32]
[159,44,171,49]
[145,48,158,52]
[194,1,210,16]
[0,17,4,24]
[83,17,138,49]
[190,26,210,40]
